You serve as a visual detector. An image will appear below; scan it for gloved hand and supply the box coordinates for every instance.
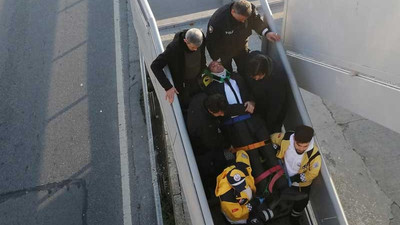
[290,174,301,183]
[245,197,261,211]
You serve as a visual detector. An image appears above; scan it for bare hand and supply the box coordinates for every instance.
[165,87,179,104]
[266,32,281,42]
[244,101,255,114]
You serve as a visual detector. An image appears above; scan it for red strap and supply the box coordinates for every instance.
[268,169,285,193]
[255,165,282,184]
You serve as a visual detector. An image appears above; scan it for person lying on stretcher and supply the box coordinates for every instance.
[203,61,276,195]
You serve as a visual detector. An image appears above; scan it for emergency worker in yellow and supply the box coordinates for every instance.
[216,151,274,224]
[270,125,321,225]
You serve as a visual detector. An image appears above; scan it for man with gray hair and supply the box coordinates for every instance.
[207,0,280,75]
[151,28,206,108]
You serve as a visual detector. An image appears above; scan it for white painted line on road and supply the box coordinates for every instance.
[113,0,133,225]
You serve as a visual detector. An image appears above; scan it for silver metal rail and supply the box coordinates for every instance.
[131,0,349,224]
[259,1,349,224]
[129,0,213,224]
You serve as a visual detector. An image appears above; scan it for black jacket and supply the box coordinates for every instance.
[187,93,228,155]
[244,51,288,133]
[150,30,207,92]
[206,3,268,61]
[205,73,269,147]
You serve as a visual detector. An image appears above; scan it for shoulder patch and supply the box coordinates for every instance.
[241,152,248,159]
[208,25,213,33]
[313,162,319,168]
[202,75,212,87]
[233,173,241,182]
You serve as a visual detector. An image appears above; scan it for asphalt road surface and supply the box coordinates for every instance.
[0,0,156,224]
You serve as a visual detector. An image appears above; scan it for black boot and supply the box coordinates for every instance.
[289,210,302,225]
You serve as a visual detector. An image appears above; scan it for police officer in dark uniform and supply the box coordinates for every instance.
[206,0,280,76]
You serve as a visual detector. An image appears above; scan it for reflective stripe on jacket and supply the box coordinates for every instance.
[215,151,256,223]
[271,132,321,187]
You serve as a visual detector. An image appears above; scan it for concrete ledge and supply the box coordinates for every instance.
[165,131,192,225]
[157,0,284,30]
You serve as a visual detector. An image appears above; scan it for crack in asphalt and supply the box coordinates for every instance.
[0,179,88,225]
[321,99,398,224]
[390,201,400,225]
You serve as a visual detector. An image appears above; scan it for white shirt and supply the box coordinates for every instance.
[284,134,314,186]
[224,79,243,104]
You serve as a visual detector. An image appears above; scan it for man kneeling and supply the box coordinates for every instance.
[271,125,321,225]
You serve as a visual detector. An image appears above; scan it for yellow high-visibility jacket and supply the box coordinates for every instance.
[271,132,321,187]
[215,151,256,223]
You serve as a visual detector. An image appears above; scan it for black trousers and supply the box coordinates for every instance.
[291,185,311,212]
[222,116,271,195]
[248,75,288,134]
[263,76,288,134]
[178,79,202,111]
[248,144,290,197]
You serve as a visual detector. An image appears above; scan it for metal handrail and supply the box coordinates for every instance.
[139,51,163,225]
[132,0,349,224]
[130,0,213,224]
[259,1,349,224]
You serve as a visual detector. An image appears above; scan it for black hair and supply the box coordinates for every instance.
[232,0,252,17]
[204,94,228,113]
[246,53,273,78]
[294,125,314,143]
